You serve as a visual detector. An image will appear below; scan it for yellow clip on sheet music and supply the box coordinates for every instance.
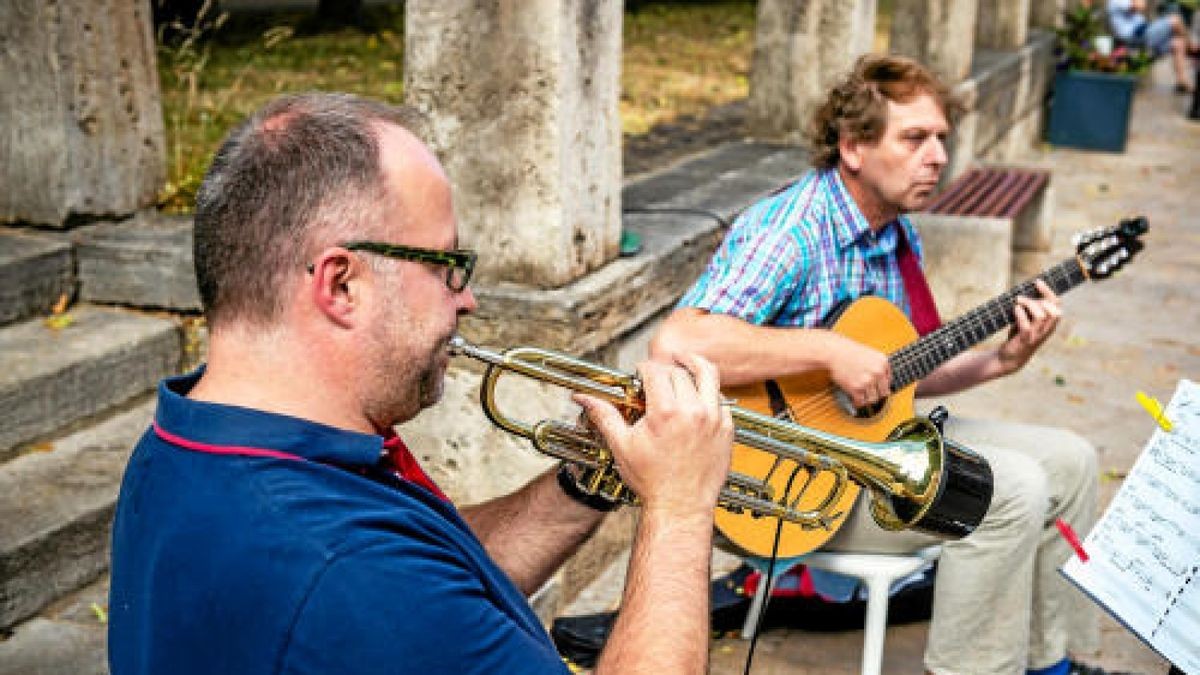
[1135,390,1173,432]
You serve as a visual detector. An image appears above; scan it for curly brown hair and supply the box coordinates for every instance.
[806,54,963,169]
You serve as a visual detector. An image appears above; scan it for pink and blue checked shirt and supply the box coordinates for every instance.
[678,167,924,327]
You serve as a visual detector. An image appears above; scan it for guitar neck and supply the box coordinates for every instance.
[889,256,1088,390]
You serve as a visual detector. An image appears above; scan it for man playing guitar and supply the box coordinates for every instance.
[652,55,1105,675]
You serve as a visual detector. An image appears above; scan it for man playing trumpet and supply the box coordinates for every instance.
[108,93,733,674]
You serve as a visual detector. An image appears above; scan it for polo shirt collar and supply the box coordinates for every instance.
[155,368,386,468]
[823,168,904,256]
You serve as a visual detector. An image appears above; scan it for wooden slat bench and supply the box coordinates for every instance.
[909,165,1054,319]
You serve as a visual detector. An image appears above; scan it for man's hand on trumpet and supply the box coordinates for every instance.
[574,353,733,519]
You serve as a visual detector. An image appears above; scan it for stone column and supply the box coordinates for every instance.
[890,0,980,82]
[1030,0,1068,30]
[748,0,877,142]
[404,0,622,289]
[0,0,165,227]
[976,0,1032,50]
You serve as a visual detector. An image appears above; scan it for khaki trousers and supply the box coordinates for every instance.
[823,416,1099,675]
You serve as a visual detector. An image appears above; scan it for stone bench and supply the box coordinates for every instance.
[910,165,1053,320]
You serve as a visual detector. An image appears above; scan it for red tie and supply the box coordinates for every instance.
[382,435,451,502]
[895,228,942,337]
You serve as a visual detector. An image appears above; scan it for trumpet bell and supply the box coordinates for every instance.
[869,418,994,537]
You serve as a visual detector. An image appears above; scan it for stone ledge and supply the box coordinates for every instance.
[0,230,74,328]
[460,143,809,355]
[74,214,200,312]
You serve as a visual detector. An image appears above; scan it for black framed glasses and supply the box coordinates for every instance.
[342,241,477,292]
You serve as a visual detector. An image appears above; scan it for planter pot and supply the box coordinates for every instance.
[1046,70,1138,152]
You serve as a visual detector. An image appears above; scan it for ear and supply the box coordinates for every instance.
[839,135,864,174]
[307,249,364,329]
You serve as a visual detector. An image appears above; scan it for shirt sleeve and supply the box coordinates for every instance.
[677,214,808,326]
[282,540,569,675]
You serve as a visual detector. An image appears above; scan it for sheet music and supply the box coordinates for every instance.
[1062,379,1200,674]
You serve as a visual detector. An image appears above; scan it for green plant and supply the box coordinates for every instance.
[1055,1,1153,75]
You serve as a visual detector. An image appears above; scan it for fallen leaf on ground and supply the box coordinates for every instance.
[43,314,74,331]
[1102,469,1127,482]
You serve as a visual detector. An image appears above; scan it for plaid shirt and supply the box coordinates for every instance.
[678,167,924,327]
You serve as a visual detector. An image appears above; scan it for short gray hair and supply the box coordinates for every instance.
[193,92,425,327]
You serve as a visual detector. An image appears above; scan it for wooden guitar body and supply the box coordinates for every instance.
[716,297,921,558]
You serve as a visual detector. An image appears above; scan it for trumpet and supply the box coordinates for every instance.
[449,337,993,538]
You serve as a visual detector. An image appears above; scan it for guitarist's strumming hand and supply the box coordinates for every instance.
[824,332,893,408]
[998,279,1062,375]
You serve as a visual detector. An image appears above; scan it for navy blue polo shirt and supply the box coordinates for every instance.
[108,370,568,674]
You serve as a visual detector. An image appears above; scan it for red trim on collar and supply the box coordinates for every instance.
[153,422,303,461]
[152,422,450,503]
[382,435,450,502]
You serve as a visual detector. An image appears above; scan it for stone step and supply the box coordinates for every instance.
[0,400,154,631]
[74,214,200,312]
[0,305,179,460]
[0,577,110,675]
[0,230,74,328]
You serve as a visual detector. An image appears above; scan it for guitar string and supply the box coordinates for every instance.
[755,259,1086,425]
[890,259,1084,384]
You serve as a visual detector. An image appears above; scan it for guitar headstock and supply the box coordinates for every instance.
[1073,216,1148,279]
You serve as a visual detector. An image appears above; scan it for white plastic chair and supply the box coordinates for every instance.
[741,545,942,675]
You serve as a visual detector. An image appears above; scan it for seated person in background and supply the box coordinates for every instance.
[108,92,734,675]
[652,55,1107,675]
[1108,0,1200,92]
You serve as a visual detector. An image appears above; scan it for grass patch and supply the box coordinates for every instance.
[157,1,894,211]
[157,6,407,212]
[621,1,757,135]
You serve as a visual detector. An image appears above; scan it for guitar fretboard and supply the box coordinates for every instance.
[889,256,1088,390]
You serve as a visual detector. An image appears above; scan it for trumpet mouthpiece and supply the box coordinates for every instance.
[448,335,469,356]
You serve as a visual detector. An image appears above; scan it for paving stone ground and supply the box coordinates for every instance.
[707,58,1198,675]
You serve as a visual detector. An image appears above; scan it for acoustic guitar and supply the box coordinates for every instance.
[715,217,1149,558]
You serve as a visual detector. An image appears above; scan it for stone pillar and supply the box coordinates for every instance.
[0,0,165,227]
[890,0,980,82]
[748,0,876,142]
[1029,0,1068,30]
[404,0,623,289]
[976,0,1031,49]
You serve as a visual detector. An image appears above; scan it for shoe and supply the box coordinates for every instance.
[1174,83,1194,95]
[1066,659,1138,675]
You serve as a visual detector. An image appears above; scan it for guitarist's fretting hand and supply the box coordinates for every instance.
[919,279,1064,398]
[824,332,893,408]
[997,279,1062,375]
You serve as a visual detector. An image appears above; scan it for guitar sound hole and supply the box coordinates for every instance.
[834,389,886,419]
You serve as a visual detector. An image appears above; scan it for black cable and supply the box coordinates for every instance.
[742,463,806,675]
